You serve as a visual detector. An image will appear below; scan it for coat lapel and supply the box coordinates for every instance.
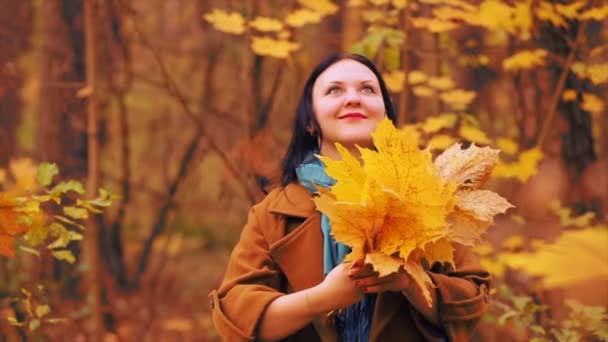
[267,183,324,292]
[370,291,404,341]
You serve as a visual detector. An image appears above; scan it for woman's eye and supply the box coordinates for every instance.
[362,86,375,93]
[327,87,341,95]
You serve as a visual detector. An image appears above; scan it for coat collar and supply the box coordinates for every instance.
[268,183,317,218]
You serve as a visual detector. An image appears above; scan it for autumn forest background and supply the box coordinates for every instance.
[0,0,607,341]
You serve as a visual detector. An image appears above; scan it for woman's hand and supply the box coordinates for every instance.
[349,264,411,293]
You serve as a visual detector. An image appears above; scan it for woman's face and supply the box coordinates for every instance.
[312,59,386,158]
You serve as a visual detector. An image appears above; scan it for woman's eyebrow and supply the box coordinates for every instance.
[326,79,376,85]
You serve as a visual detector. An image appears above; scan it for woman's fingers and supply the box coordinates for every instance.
[347,263,376,279]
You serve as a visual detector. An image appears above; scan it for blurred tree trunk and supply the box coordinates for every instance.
[38,0,88,295]
[84,0,103,339]
[0,0,32,165]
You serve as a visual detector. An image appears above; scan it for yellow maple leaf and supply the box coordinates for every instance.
[503,49,548,71]
[422,113,458,133]
[587,64,608,85]
[392,0,407,9]
[440,89,477,107]
[555,0,586,19]
[579,5,608,21]
[428,134,455,151]
[550,200,596,227]
[249,17,283,32]
[315,118,511,306]
[382,70,405,92]
[459,125,492,145]
[285,8,323,27]
[477,0,514,31]
[512,2,533,40]
[204,9,246,35]
[492,147,543,182]
[298,0,339,15]
[408,70,428,85]
[427,76,455,90]
[251,37,300,59]
[581,93,604,113]
[413,85,434,97]
[502,228,608,288]
[496,137,518,155]
[435,142,500,189]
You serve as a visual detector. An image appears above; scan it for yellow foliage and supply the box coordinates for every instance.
[550,200,596,228]
[536,1,568,28]
[579,5,608,21]
[411,17,457,32]
[440,89,477,107]
[477,0,515,31]
[428,134,455,151]
[204,9,246,35]
[369,0,390,5]
[315,118,512,306]
[298,0,339,15]
[582,94,604,113]
[408,70,428,85]
[492,147,543,182]
[459,125,492,145]
[587,64,608,85]
[562,89,578,101]
[502,227,608,288]
[496,137,518,155]
[427,76,455,90]
[503,49,548,71]
[555,1,586,19]
[285,9,323,27]
[392,0,407,9]
[413,86,434,97]
[347,0,367,6]
[512,1,533,40]
[249,17,283,32]
[382,70,405,92]
[251,37,300,58]
[422,113,458,133]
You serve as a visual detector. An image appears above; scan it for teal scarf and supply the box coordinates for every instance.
[296,152,376,342]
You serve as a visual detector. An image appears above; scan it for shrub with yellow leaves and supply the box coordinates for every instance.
[313,118,513,306]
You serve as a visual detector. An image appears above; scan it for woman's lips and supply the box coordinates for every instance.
[340,112,367,119]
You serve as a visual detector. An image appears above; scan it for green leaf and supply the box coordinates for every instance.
[29,318,40,331]
[530,325,546,335]
[37,163,59,187]
[51,180,85,195]
[35,305,50,318]
[19,246,41,256]
[512,295,532,311]
[383,45,401,71]
[51,250,76,264]
[63,206,89,220]
[498,310,518,326]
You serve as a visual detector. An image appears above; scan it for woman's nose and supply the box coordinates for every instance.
[344,89,361,106]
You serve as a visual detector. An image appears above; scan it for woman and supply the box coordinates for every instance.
[209,53,491,341]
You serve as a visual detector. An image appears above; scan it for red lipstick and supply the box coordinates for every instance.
[340,112,367,119]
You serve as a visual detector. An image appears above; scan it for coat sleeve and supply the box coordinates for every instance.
[410,243,491,342]
[209,204,285,341]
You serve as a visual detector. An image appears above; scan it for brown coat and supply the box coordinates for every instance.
[209,184,491,341]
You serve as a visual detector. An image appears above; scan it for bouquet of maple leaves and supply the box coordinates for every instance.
[313,118,513,306]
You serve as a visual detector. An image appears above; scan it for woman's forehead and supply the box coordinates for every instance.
[314,59,378,86]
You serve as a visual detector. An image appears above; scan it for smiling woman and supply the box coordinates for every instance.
[209,53,491,342]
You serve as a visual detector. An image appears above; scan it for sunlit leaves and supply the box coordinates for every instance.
[550,200,595,228]
[440,89,477,107]
[36,163,58,187]
[298,0,339,15]
[285,8,323,27]
[492,147,543,182]
[579,5,608,21]
[249,17,283,32]
[382,70,404,92]
[408,70,427,85]
[315,118,512,306]
[251,37,300,58]
[502,227,608,288]
[581,93,604,113]
[203,9,246,35]
[503,49,548,71]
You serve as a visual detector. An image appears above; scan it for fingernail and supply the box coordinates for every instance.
[353,280,360,286]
